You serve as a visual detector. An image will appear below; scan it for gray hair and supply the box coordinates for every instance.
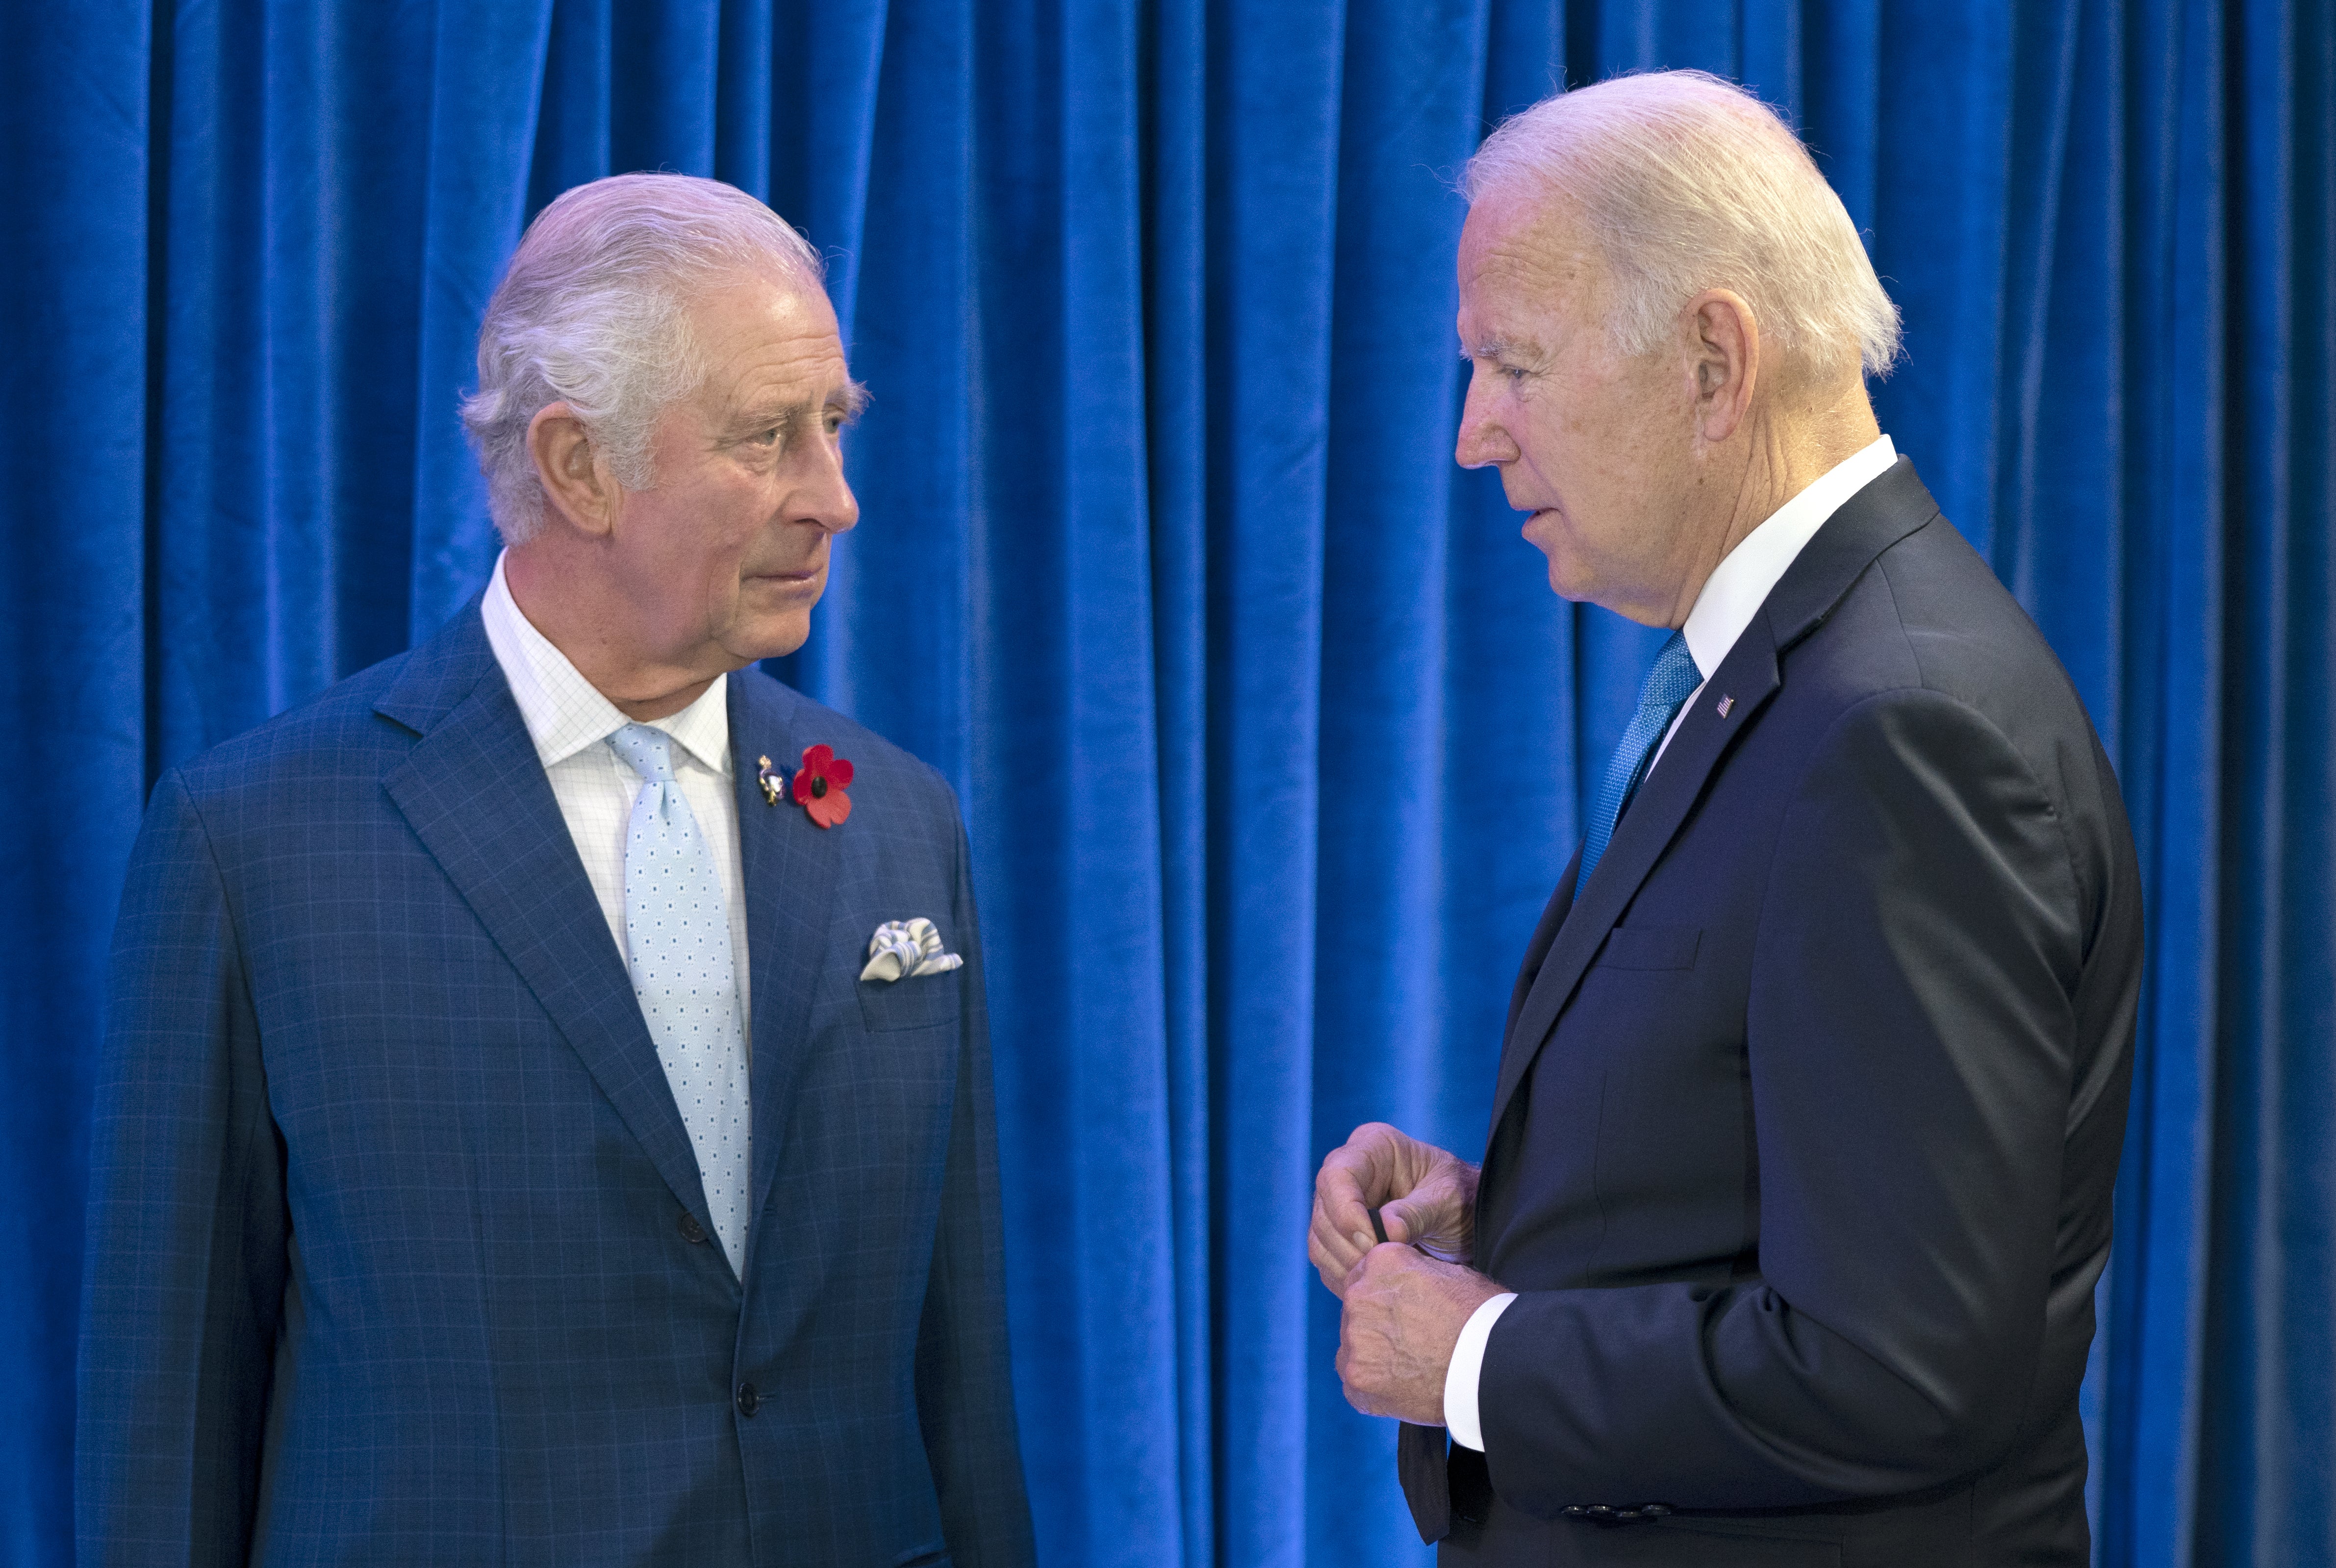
[460,173,826,545]
[1462,71,1900,381]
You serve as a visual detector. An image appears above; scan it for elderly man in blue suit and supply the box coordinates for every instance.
[79,174,1033,1568]
[1311,74,2141,1565]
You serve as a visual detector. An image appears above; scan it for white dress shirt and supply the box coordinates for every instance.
[479,553,753,1038]
[1441,433,1899,1453]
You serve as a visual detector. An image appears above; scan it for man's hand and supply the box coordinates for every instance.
[1309,1121,1480,1295]
[1334,1243,1507,1424]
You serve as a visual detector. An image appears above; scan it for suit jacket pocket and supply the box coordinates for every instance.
[858,967,965,1034]
[1591,923,1701,971]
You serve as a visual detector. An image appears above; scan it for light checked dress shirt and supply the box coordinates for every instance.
[478,553,754,1037]
[1442,433,1901,1452]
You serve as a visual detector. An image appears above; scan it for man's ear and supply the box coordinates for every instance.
[1685,289,1759,446]
[527,403,618,536]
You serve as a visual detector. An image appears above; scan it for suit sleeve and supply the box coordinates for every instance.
[1479,689,2085,1511]
[76,768,288,1567]
[916,812,1038,1567]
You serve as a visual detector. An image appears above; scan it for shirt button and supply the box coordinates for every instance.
[678,1211,707,1244]
[736,1382,759,1417]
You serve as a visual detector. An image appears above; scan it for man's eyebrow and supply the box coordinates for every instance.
[727,379,870,438]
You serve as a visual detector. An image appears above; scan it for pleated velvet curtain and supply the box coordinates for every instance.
[3,2,2329,1565]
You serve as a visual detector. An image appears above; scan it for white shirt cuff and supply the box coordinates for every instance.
[1442,1292,1517,1451]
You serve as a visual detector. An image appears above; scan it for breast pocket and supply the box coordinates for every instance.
[1591,923,1702,971]
[858,966,965,1034]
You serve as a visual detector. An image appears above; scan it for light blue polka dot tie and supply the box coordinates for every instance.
[1577,630,1703,890]
[608,723,751,1275]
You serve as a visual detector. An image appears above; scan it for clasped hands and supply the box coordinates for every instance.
[1309,1121,1506,1426]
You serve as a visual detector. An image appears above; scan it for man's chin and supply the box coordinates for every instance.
[722,609,815,664]
[729,575,823,656]
[1539,555,1594,603]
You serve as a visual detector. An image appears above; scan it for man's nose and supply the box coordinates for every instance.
[1454,377,1518,470]
[801,435,860,535]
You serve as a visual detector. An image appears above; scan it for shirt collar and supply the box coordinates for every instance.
[1679,434,1898,680]
[479,552,732,776]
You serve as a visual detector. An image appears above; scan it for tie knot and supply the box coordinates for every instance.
[1640,630,1702,710]
[607,722,678,784]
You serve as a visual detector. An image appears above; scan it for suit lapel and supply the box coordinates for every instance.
[1502,851,1580,1047]
[728,674,847,1257]
[1482,458,1945,1142]
[1484,626,1783,1137]
[376,607,715,1234]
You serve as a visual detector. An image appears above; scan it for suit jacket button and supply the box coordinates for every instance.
[1561,1506,1587,1518]
[1641,1504,1674,1517]
[678,1211,707,1244]
[736,1382,759,1416]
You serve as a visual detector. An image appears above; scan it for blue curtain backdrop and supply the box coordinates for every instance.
[3,1,2330,1565]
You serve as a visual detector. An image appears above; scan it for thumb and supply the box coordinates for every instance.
[1377,1199,1418,1245]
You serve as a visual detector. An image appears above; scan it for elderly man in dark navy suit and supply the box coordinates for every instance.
[79,174,1033,1568]
[1310,73,2141,1567]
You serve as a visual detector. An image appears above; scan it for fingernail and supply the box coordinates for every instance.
[1352,1232,1372,1251]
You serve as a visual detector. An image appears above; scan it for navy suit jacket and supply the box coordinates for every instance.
[77,604,1035,1568]
[1405,461,2142,1567]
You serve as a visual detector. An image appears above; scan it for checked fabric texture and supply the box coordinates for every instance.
[1577,629,1701,888]
[77,604,1035,1565]
[608,722,753,1274]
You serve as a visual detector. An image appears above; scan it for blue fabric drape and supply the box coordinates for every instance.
[4,2,2330,1565]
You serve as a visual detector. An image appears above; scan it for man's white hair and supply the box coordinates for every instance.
[1463,71,1900,381]
[460,173,826,545]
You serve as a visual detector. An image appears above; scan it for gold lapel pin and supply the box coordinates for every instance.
[1717,695,1735,717]
[755,755,783,806]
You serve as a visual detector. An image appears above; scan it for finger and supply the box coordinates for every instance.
[1309,1204,1369,1276]
[1384,1189,1455,1247]
[1353,1240,1427,1289]
[1315,1148,1381,1239]
[1319,1200,1381,1271]
[1322,1122,1414,1201]
[1382,1172,1466,1250]
[1381,1197,1451,1250]
[1346,1240,1397,1290]
[1309,1229,1356,1297]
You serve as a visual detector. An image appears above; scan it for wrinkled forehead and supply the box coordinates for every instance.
[1456,190,1608,347]
[686,275,855,410]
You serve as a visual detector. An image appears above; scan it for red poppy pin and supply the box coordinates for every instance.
[790,743,855,829]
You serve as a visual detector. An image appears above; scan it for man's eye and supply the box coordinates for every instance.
[754,427,782,446]
[1501,364,1529,382]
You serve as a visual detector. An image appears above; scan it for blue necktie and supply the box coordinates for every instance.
[608,723,752,1274]
[1577,630,1702,890]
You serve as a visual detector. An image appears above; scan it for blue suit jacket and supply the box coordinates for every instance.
[1405,461,2143,1567]
[77,604,1035,1568]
